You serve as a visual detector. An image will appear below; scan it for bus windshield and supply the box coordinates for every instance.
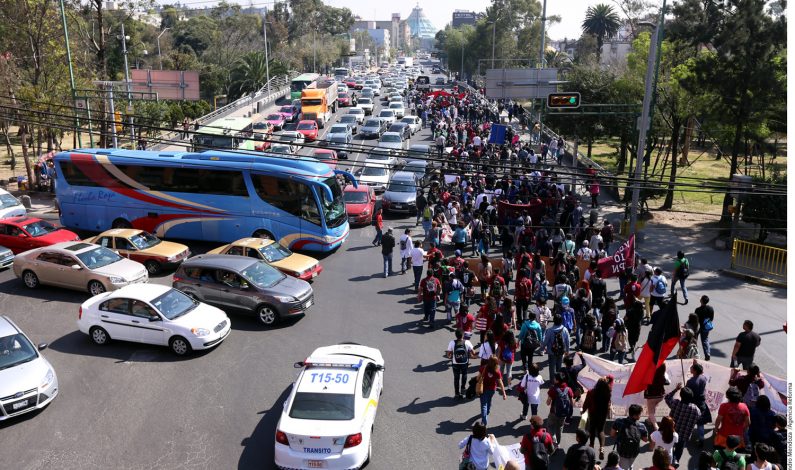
[290,80,313,93]
[194,134,234,150]
[320,177,346,229]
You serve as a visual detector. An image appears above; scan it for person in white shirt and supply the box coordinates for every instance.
[639,267,654,322]
[649,416,679,463]
[529,299,552,333]
[399,228,413,275]
[519,363,545,419]
[577,240,594,261]
[473,135,482,147]
[649,267,668,313]
[589,230,603,254]
[448,202,459,226]
[457,422,497,470]
[409,240,426,291]
[446,329,477,398]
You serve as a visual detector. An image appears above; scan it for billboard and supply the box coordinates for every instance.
[484,68,558,99]
[452,11,476,27]
[130,70,200,101]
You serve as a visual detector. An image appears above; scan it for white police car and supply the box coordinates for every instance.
[275,344,384,470]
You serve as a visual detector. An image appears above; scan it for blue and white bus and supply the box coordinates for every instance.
[53,149,354,252]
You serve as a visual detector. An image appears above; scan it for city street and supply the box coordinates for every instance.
[0,68,786,469]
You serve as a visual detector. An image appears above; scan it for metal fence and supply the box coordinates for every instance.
[731,239,787,281]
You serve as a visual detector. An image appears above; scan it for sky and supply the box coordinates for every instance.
[322,0,640,41]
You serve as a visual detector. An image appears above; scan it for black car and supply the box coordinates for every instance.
[360,119,385,139]
[435,77,446,85]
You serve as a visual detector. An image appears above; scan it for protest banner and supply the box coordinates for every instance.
[596,234,634,279]
[493,442,525,470]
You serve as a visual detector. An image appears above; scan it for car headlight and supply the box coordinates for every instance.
[274,295,297,303]
[40,369,54,389]
[190,327,210,337]
[167,254,179,262]
[361,208,370,216]
[109,276,127,284]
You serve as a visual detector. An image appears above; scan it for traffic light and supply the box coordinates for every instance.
[547,92,581,109]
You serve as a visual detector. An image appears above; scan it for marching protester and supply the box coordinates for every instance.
[664,383,702,466]
[446,329,477,400]
[581,375,613,461]
[458,421,498,470]
[610,404,649,470]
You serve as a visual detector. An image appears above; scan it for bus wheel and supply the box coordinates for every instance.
[253,230,274,240]
[112,218,132,229]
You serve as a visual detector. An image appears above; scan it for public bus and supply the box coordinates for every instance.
[192,117,254,152]
[53,149,354,252]
[290,73,321,101]
[333,67,350,79]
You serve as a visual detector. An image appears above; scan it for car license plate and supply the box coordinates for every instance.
[12,399,28,410]
[306,460,326,468]
[311,272,318,279]
[306,299,313,308]
[394,204,402,208]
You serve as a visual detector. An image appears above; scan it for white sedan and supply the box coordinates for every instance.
[77,284,231,356]
[275,344,384,470]
[400,116,421,134]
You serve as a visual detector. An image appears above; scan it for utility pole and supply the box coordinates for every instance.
[263,10,271,94]
[539,0,548,66]
[58,0,83,148]
[313,28,317,73]
[491,20,497,69]
[119,22,135,144]
[157,27,170,70]
[460,43,465,81]
[629,0,666,236]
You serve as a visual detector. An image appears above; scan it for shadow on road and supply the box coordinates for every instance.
[383,320,433,335]
[48,330,212,363]
[412,359,448,373]
[396,395,460,415]
[238,385,292,469]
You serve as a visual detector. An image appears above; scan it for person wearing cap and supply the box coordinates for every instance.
[558,296,577,342]
[380,228,396,278]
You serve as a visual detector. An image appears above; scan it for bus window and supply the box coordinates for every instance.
[59,162,99,187]
[252,174,320,225]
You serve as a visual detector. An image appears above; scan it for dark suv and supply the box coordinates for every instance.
[172,255,313,326]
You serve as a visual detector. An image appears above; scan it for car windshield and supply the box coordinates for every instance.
[381,134,401,143]
[344,191,369,203]
[129,232,161,250]
[340,117,356,123]
[362,166,387,177]
[76,246,123,269]
[267,114,282,121]
[297,123,316,130]
[320,176,347,228]
[401,118,415,124]
[0,194,19,210]
[241,260,285,288]
[330,126,347,134]
[368,152,390,160]
[339,93,349,98]
[257,243,292,263]
[253,122,269,130]
[278,106,293,113]
[0,333,38,371]
[379,111,393,117]
[389,103,403,109]
[289,392,355,421]
[404,165,424,174]
[387,181,416,192]
[151,288,198,320]
[23,220,59,237]
[302,99,322,106]
[358,98,371,104]
[271,145,291,153]
[349,109,363,115]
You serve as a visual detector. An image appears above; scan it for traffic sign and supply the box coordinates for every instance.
[547,92,581,108]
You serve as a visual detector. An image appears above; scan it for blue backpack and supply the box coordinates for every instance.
[654,277,667,295]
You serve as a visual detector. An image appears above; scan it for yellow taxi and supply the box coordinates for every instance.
[84,229,190,275]
[207,238,322,281]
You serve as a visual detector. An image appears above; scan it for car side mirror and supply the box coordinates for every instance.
[338,152,348,160]
[149,315,160,322]
[240,282,250,290]
[71,264,82,270]
[19,233,28,238]
[37,343,48,351]
[293,361,305,368]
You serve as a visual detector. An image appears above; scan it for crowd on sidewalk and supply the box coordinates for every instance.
[370,88,785,470]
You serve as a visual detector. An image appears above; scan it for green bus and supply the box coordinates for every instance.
[192,116,254,151]
[290,73,321,101]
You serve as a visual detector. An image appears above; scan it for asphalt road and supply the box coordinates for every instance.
[0,65,787,470]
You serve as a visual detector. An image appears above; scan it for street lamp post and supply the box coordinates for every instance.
[629,1,667,235]
[262,12,271,94]
[491,20,497,69]
[157,27,170,70]
[539,0,548,66]
[118,23,135,144]
[460,43,465,81]
[313,28,317,73]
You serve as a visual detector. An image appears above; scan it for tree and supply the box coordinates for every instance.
[741,172,786,242]
[671,0,786,225]
[229,52,287,99]
[581,3,621,63]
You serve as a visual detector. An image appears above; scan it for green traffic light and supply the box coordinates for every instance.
[569,97,576,104]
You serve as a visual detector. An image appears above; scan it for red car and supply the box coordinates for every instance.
[311,149,342,169]
[344,78,357,88]
[343,184,376,226]
[338,92,351,107]
[0,216,80,254]
[296,120,319,141]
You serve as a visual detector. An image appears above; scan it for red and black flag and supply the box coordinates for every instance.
[623,294,681,396]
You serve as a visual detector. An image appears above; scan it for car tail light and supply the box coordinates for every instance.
[343,433,362,448]
[173,275,183,282]
[78,306,82,320]
[275,430,289,446]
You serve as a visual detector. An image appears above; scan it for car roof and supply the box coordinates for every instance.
[308,344,384,366]
[344,184,370,193]
[227,237,277,249]
[182,254,259,271]
[390,171,416,181]
[108,283,171,301]
[98,228,142,238]
[0,315,20,337]
[38,241,100,254]
[405,160,428,167]
[381,132,400,137]
[363,159,390,167]
[0,216,38,226]
[298,120,316,125]
[348,107,363,112]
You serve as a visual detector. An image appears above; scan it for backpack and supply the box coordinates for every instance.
[550,330,566,356]
[491,278,504,298]
[581,329,597,351]
[447,280,463,303]
[400,237,408,251]
[452,340,469,365]
[616,420,642,458]
[522,325,541,351]
[422,205,432,220]
[535,283,549,302]
[613,330,628,352]
[654,277,667,295]
[718,450,741,470]
[743,380,762,407]
[527,431,551,470]
[552,386,573,418]
[501,345,514,362]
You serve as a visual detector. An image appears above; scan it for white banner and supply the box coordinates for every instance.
[493,443,525,470]
[577,354,786,417]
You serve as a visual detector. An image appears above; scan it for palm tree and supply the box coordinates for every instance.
[544,49,573,69]
[581,4,621,64]
[229,52,288,99]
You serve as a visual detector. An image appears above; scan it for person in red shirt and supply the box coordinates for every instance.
[456,307,475,340]
[419,270,442,328]
[714,386,751,449]
[489,272,507,302]
[520,415,555,468]
[478,356,507,426]
[514,271,533,322]
[476,297,498,345]
[371,208,383,246]
[623,273,641,310]
[426,242,443,268]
